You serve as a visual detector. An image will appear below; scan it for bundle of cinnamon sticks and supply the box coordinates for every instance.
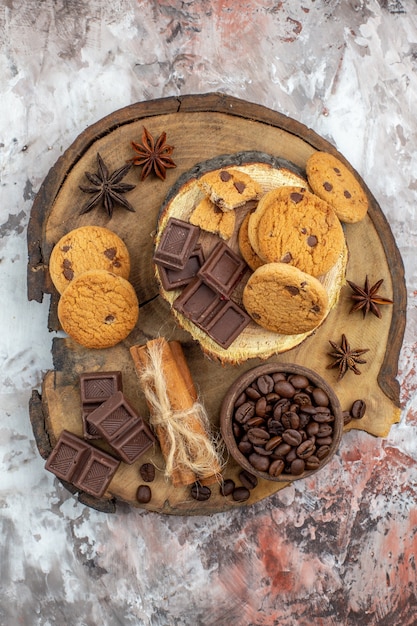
[130,338,222,487]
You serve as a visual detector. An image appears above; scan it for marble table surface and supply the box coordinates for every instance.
[1,1,417,624]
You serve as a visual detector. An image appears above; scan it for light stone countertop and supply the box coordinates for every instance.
[1,2,417,625]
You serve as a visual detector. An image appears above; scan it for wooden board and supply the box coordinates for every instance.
[27,93,406,515]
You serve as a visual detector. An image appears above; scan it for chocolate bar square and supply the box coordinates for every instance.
[153,218,200,270]
[79,371,123,405]
[87,392,155,464]
[197,240,247,296]
[157,245,204,291]
[204,300,251,349]
[45,430,120,498]
[81,406,102,440]
[173,278,225,326]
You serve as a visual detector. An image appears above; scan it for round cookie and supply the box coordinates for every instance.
[57,269,139,349]
[306,152,368,223]
[248,186,345,277]
[242,263,329,335]
[49,225,131,294]
[238,212,264,271]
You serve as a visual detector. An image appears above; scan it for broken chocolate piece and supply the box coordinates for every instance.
[45,430,120,498]
[157,245,204,291]
[204,300,251,349]
[198,241,247,296]
[87,391,155,464]
[153,217,200,270]
[173,278,225,325]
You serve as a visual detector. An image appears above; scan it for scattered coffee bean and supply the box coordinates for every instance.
[232,370,339,477]
[239,470,258,490]
[191,482,211,501]
[232,486,250,502]
[343,410,352,425]
[351,399,366,420]
[220,479,235,496]
[139,462,155,483]
[136,485,152,504]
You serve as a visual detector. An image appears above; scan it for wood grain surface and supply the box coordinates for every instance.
[27,93,406,514]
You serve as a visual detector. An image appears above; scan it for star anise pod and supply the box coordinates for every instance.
[79,153,136,217]
[130,127,176,180]
[327,334,369,381]
[347,276,393,318]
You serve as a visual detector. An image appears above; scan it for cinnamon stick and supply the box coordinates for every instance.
[130,338,222,487]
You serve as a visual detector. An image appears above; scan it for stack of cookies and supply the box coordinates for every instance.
[155,152,368,361]
[49,225,139,349]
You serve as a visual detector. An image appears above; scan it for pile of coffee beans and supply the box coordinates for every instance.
[231,370,339,478]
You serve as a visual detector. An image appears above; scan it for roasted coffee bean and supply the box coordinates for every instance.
[282,429,302,447]
[296,439,316,459]
[273,442,292,457]
[317,424,333,437]
[312,387,330,407]
[272,372,286,383]
[257,374,274,395]
[239,470,258,490]
[220,479,235,496]
[313,409,333,423]
[316,445,331,459]
[290,458,305,475]
[238,440,253,455]
[234,392,247,408]
[232,486,250,502]
[265,435,283,451]
[136,485,152,504]
[248,452,270,472]
[139,462,155,483]
[274,380,296,398]
[246,386,261,400]
[235,402,255,423]
[298,412,311,429]
[247,427,270,445]
[316,436,333,447]
[286,448,297,464]
[191,483,211,501]
[351,399,366,419]
[289,374,309,389]
[246,416,265,427]
[268,418,284,435]
[343,410,352,425]
[233,423,242,438]
[305,455,321,470]
[269,458,285,477]
[300,404,317,415]
[266,392,280,403]
[281,411,300,430]
[255,396,268,417]
[293,392,311,406]
[253,445,273,456]
[306,421,320,437]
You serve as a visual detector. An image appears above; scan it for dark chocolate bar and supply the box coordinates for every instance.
[45,430,120,498]
[87,391,155,464]
[197,240,247,295]
[79,371,123,440]
[153,218,200,270]
[157,245,204,291]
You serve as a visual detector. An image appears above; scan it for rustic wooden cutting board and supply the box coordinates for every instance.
[27,93,406,514]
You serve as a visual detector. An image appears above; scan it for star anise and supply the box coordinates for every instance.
[79,153,136,217]
[327,334,369,381]
[347,276,393,318]
[130,127,176,180]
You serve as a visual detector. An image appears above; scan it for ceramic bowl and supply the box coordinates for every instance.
[220,362,343,482]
